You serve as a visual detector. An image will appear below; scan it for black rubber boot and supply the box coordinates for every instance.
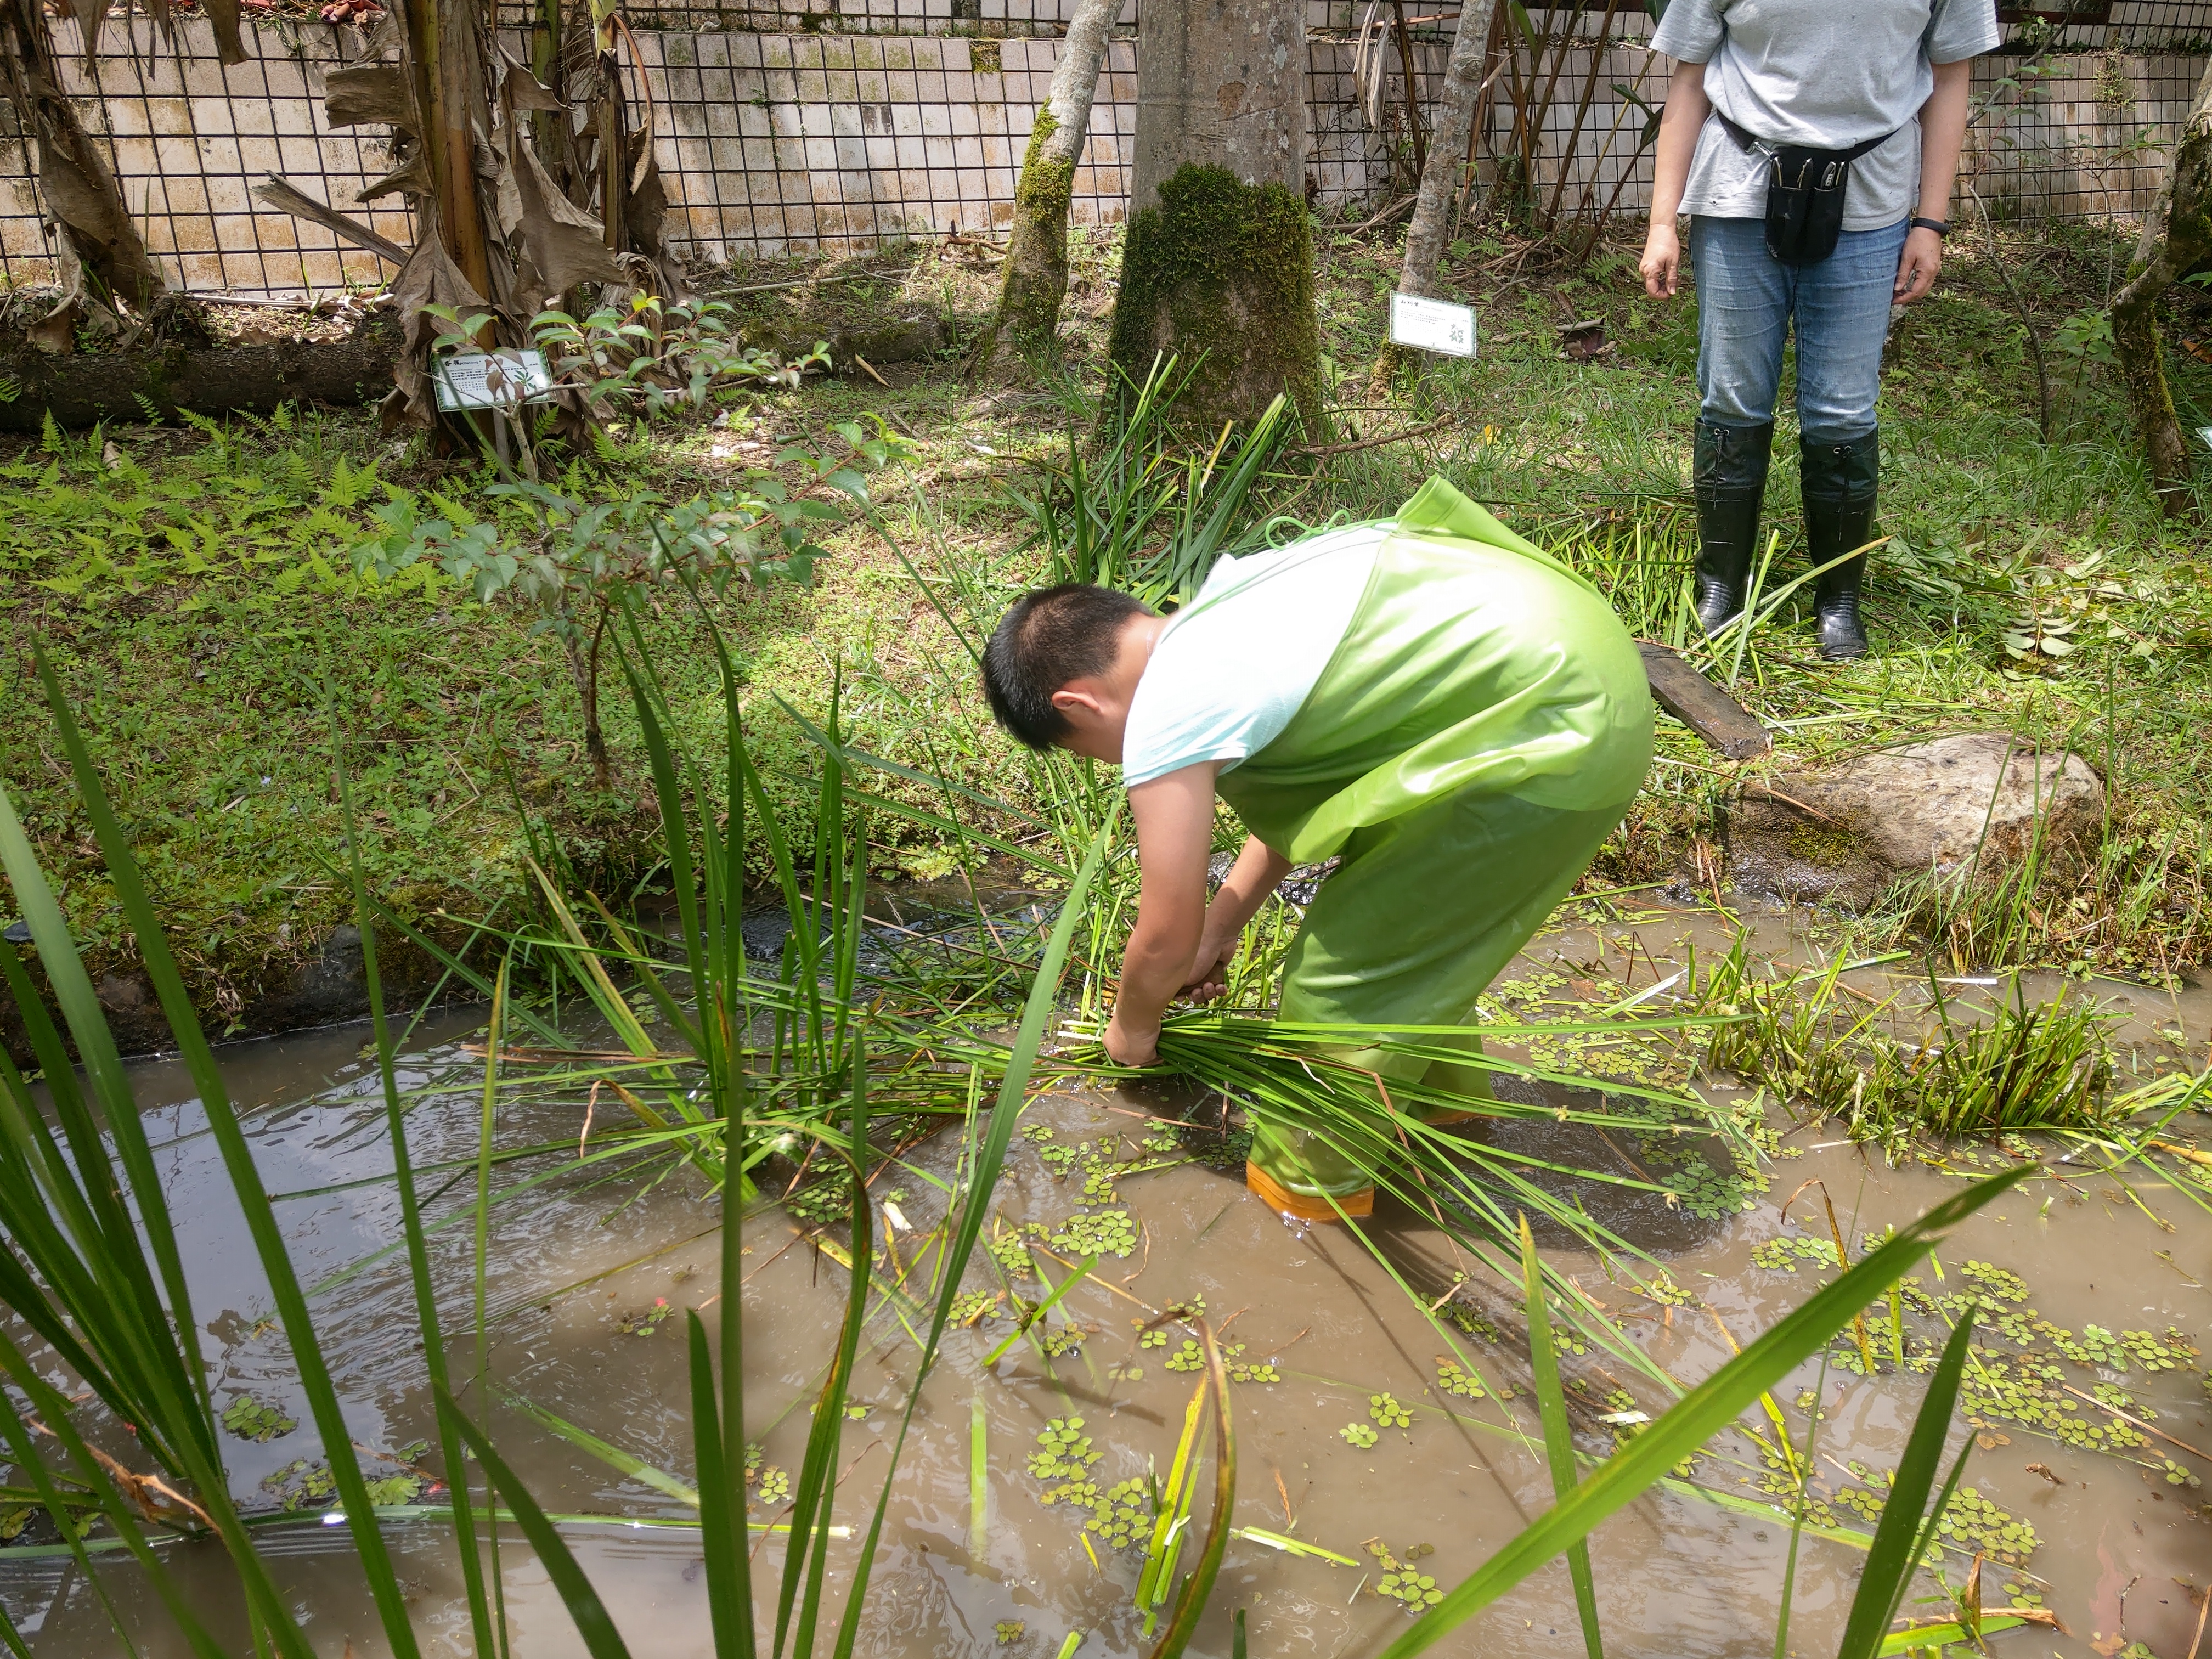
[1801,430,1880,661]
[1692,419,1773,637]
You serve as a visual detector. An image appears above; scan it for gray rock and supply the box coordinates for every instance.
[1727,732,2104,909]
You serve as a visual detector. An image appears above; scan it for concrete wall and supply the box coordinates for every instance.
[1,12,2204,296]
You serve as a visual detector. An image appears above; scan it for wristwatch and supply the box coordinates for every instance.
[1909,216,1951,237]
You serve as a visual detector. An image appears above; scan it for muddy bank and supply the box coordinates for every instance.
[0,923,457,1064]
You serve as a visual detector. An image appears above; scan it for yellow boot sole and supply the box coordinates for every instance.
[1245,1160,1374,1222]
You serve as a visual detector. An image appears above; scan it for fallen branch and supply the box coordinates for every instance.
[253,175,410,266]
[2060,1381,2212,1464]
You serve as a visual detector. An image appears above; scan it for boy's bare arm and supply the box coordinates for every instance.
[1184,835,1294,1002]
[1107,763,1221,1065]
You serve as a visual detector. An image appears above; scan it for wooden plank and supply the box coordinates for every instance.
[1637,642,1773,761]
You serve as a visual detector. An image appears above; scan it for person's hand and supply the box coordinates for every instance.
[1893,227,1943,304]
[1640,223,1683,299]
[1180,931,1238,1005]
[1103,1011,1160,1068]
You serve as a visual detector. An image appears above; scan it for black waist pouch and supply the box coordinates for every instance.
[1719,114,1897,266]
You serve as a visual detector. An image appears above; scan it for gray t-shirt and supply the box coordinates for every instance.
[1649,0,2001,230]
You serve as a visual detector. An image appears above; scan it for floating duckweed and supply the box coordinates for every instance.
[1028,1417,1102,1507]
[1368,1392,1413,1430]
[1224,1345,1279,1385]
[2091,1380,2148,1417]
[756,1466,791,1504]
[2045,1323,2128,1369]
[262,1458,425,1512]
[1750,1235,1842,1273]
[1167,1294,1208,1320]
[787,1173,852,1226]
[1050,1209,1137,1259]
[1085,1477,1152,1548]
[950,1290,1002,1327]
[1657,1154,1765,1220]
[221,1394,296,1443]
[1019,1124,1054,1143]
[1139,1327,1167,1350]
[1139,1131,1181,1154]
[1435,1360,1486,1400]
[1934,1487,2038,1564]
[1340,1422,1380,1448]
[2120,1328,2195,1371]
[2159,1458,2202,1489]
[1644,1274,1696,1307]
[745,1443,764,1480]
[995,1619,1025,1644]
[1442,1304,1504,1341]
[986,1234,1034,1279]
[616,1299,675,1338]
[1165,1339,1204,1373]
[1081,1169,1119,1203]
[1038,1327,1086,1357]
[1959,1260,2030,1303]
[1039,1141,1082,1173]
[1367,1540,1443,1610]
[1989,1307,2042,1346]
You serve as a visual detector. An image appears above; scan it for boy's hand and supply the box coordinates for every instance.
[1103,1011,1159,1068]
[1181,934,1237,1004]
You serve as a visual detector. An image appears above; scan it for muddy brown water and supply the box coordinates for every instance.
[4,903,2209,1658]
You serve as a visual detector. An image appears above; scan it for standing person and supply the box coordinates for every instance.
[1639,0,2000,659]
[979,479,1653,1223]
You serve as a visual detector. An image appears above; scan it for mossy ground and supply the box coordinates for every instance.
[5,211,2212,1021]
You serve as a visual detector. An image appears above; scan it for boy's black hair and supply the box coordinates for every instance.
[981,584,1154,750]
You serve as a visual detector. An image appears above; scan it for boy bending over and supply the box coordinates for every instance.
[981,479,1654,1223]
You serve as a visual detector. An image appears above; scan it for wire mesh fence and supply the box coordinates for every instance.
[1,2,2206,297]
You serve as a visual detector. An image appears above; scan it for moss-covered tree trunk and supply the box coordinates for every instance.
[2111,55,2210,519]
[986,0,1117,359]
[1106,0,1320,433]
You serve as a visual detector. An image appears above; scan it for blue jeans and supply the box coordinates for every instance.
[1690,215,1909,443]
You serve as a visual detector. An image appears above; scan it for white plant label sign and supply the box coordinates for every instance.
[435,348,555,411]
[1389,293,1476,358]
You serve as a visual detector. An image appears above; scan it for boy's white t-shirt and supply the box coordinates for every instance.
[1120,524,1387,789]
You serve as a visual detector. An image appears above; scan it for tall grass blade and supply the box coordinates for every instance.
[1143,1322,1237,1659]
[969,1392,990,1559]
[775,1051,874,1659]
[1520,1214,1603,1659]
[829,819,1115,1657]
[0,1330,219,1659]
[444,1396,636,1659]
[332,678,500,1657]
[14,646,420,1657]
[1373,1166,2032,1659]
[1833,1314,1979,1659]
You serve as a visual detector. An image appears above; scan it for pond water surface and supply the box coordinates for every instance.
[4,903,2209,1658]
